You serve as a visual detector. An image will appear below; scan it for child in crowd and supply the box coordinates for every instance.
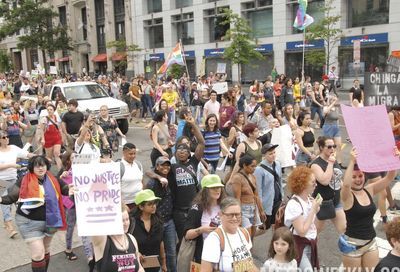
[262,226,297,272]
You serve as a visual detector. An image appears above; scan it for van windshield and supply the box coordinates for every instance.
[63,84,108,100]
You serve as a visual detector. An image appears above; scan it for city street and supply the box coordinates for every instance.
[1,91,399,271]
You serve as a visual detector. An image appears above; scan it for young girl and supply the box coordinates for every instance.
[262,227,297,272]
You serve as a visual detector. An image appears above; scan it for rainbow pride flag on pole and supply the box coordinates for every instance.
[157,42,185,74]
[293,0,314,30]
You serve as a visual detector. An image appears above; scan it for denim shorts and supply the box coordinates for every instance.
[295,150,312,165]
[322,123,340,138]
[15,213,56,242]
[241,203,261,228]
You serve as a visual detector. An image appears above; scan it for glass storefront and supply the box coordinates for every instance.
[241,54,273,84]
[285,51,324,80]
[348,0,389,27]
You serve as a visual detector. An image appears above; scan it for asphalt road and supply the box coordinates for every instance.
[3,91,400,271]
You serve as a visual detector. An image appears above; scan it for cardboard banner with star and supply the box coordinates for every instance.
[72,162,123,236]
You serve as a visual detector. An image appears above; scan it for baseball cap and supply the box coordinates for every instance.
[261,143,279,154]
[156,156,171,165]
[322,75,329,81]
[134,189,161,205]
[201,174,224,189]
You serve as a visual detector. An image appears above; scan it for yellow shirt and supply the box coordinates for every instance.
[161,91,178,109]
[293,83,302,102]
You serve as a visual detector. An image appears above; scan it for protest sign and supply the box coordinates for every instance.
[212,82,228,94]
[72,162,123,236]
[216,63,226,74]
[49,66,57,75]
[364,72,400,106]
[341,104,400,172]
[271,124,296,168]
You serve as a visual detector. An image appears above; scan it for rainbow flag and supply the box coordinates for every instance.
[157,43,185,74]
[293,0,314,30]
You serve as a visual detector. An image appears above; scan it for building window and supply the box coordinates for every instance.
[172,13,194,45]
[144,18,164,48]
[348,0,389,27]
[95,0,106,53]
[242,0,273,38]
[114,0,124,16]
[114,0,125,41]
[115,22,125,41]
[58,6,67,26]
[148,0,162,13]
[176,0,193,8]
[97,25,106,53]
[81,7,87,41]
[288,0,324,34]
[204,6,230,43]
[95,0,105,21]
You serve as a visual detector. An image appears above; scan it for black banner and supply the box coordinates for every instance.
[364,72,400,106]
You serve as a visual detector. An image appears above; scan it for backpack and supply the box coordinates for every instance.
[117,159,143,178]
[274,195,303,230]
[214,227,250,252]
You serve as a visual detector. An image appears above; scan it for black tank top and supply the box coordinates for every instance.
[311,157,343,204]
[96,234,140,272]
[345,189,377,240]
[302,130,315,147]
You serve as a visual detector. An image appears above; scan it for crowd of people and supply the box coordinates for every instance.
[0,67,399,272]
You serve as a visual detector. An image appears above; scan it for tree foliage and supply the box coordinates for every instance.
[305,0,342,73]
[0,49,11,72]
[0,0,72,58]
[168,64,185,79]
[106,40,141,53]
[220,9,263,82]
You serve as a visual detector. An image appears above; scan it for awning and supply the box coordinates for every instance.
[112,52,127,61]
[58,56,71,62]
[46,58,56,63]
[92,53,107,62]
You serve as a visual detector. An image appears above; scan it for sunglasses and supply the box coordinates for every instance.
[325,145,337,149]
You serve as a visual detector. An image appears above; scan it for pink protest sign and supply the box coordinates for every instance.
[341,104,400,172]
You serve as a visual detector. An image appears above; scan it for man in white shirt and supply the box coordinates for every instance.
[203,90,220,120]
[328,66,339,93]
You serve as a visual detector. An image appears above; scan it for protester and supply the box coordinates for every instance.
[203,90,220,120]
[284,166,322,271]
[1,108,27,148]
[349,79,364,107]
[61,99,84,151]
[219,92,236,137]
[294,110,316,165]
[0,155,71,272]
[92,204,145,272]
[374,217,400,272]
[310,82,324,128]
[97,105,126,153]
[150,110,173,167]
[200,197,255,272]
[341,148,397,271]
[262,226,297,272]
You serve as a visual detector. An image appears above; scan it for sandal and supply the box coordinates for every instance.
[64,251,78,261]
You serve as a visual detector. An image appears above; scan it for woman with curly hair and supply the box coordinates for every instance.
[284,166,322,271]
[375,217,400,272]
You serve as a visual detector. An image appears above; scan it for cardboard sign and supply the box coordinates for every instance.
[49,66,57,75]
[271,124,296,167]
[72,162,123,236]
[212,82,228,94]
[341,104,400,172]
[216,63,226,74]
[363,72,400,106]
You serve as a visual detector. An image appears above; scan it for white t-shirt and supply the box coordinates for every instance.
[201,205,221,239]
[74,141,101,163]
[0,145,29,180]
[284,195,317,240]
[203,100,220,117]
[262,258,297,272]
[202,227,253,272]
[120,159,143,204]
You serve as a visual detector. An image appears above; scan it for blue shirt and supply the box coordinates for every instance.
[203,130,221,162]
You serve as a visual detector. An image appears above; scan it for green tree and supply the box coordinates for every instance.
[0,49,11,72]
[0,0,72,64]
[167,64,185,79]
[305,0,342,74]
[220,9,263,83]
[107,40,142,73]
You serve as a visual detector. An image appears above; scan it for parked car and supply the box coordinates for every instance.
[49,82,130,134]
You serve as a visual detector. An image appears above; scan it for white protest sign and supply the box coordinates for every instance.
[73,162,123,236]
[271,124,296,167]
[212,82,228,94]
[49,66,57,75]
[216,63,226,74]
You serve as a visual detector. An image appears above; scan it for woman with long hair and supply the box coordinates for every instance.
[282,103,297,131]
[0,108,27,148]
[97,105,126,153]
[295,111,316,166]
[227,154,265,239]
[23,100,40,150]
[0,155,71,272]
[203,114,231,173]
[132,189,167,272]
[219,92,236,138]
[150,110,173,167]
[182,175,225,267]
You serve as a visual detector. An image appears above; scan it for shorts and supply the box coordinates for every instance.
[131,100,141,110]
[15,214,56,242]
[322,123,340,138]
[241,203,262,228]
[44,126,62,148]
[341,236,377,258]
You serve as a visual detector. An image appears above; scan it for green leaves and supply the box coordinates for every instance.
[106,40,142,53]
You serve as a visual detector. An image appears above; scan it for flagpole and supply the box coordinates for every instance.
[302,27,306,78]
[180,39,191,80]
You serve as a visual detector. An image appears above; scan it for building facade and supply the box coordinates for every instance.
[133,0,400,88]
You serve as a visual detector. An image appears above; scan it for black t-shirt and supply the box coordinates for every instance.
[350,87,362,103]
[146,177,173,222]
[311,157,343,204]
[169,156,200,209]
[121,82,130,95]
[374,252,400,272]
[132,215,164,258]
[62,111,84,134]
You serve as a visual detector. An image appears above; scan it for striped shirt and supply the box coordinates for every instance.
[203,130,221,162]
